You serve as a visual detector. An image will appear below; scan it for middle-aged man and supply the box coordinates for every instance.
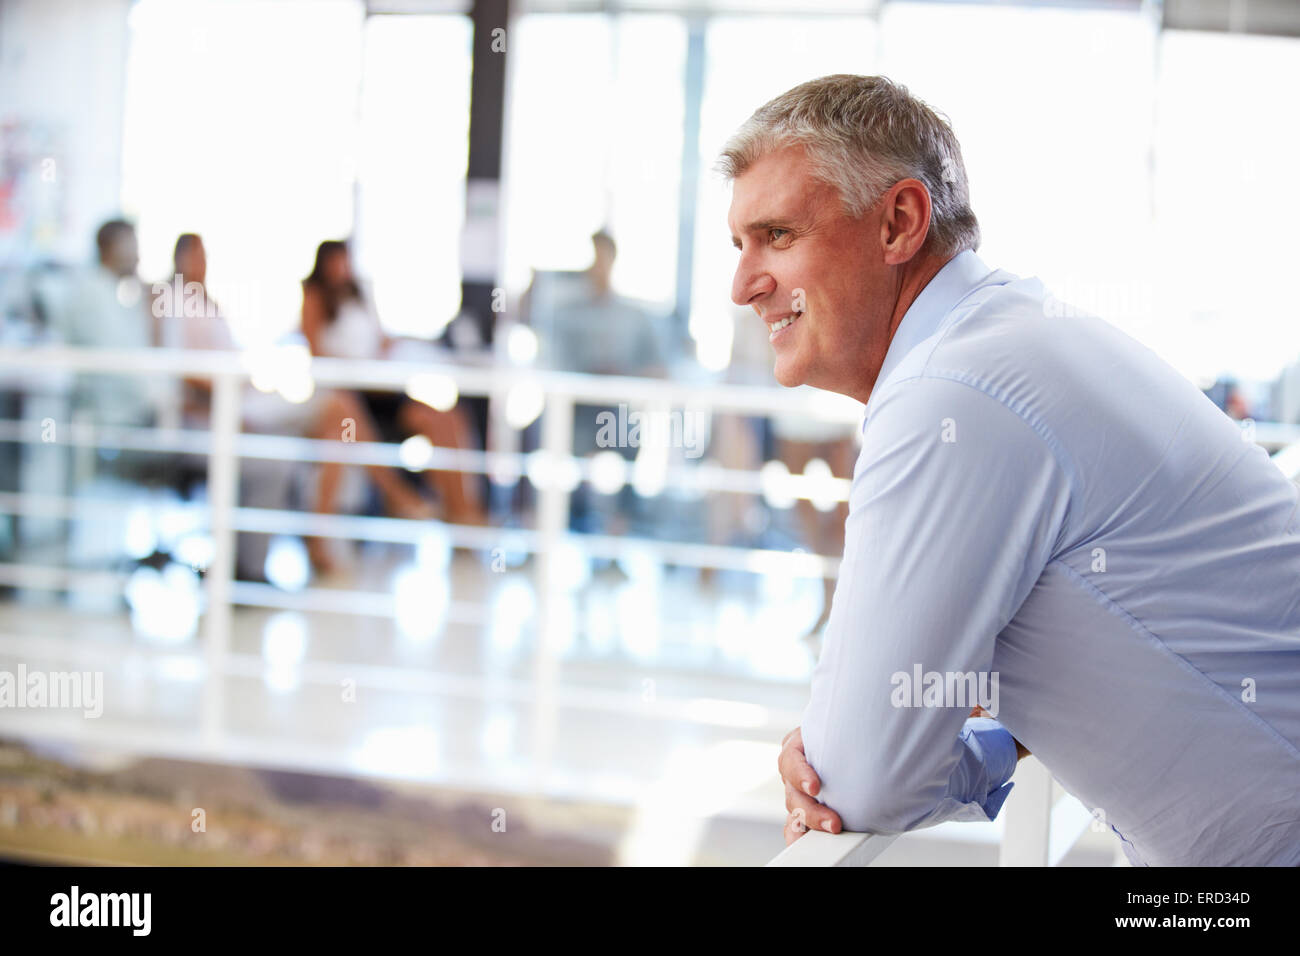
[723,74,1300,866]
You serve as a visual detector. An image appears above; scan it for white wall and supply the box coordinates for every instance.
[0,0,132,264]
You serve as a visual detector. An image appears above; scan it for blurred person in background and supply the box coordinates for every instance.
[543,230,668,381]
[704,306,771,559]
[299,240,484,570]
[771,406,855,645]
[57,219,171,430]
[1225,382,1252,421]
[707,306,853,647]
[153,233,234,430]
[532,230,669,534]
[151,233,340,579]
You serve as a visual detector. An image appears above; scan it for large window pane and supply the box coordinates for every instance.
[353,14,472,338]
[879,2,1157,358]
[121,0,364,345]
[502,14,686,305]
[1153,29,1300,383]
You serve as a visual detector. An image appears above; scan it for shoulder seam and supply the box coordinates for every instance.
[870,372,1077,560]
[871,370,1078,494]
[894,280,1009,380]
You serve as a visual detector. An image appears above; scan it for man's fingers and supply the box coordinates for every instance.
[778,734,820,797]
[783,807,842,845]
[784,782,842,835]
[779,726,838,841]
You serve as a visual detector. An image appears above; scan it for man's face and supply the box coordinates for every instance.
[728,145,894,402]
[105,230,139,279]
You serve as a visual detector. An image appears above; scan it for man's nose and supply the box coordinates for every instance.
[731,257,775,308]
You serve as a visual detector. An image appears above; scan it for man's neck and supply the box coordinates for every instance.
[851,252,953,405]
[885,252,951,346]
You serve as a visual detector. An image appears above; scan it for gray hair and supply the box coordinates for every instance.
[717,74,980,258]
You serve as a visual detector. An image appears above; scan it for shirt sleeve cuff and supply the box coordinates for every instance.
[960,717,1020,820]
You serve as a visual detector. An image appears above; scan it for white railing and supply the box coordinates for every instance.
[0,344,852,779]
[765,757,1105,867]
[767,829,898,867]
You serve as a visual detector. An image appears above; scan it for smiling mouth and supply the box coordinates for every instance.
[767,311,803,341]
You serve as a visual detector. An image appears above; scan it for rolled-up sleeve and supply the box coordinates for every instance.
[801,375,1069,834]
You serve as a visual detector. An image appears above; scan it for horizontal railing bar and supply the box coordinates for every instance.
[766,829,899,867]
[227,580,484,623]
[0,563,488,623]
[0,494,843,578]
[0,346,867,420]
[0,418,491,472]
[0,562,129,594]
[5,349,1296,454]
[0,420,850,500]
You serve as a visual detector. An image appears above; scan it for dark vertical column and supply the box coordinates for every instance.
[456,0,511,469]
[673,16,707,336]
[460,0,510,349]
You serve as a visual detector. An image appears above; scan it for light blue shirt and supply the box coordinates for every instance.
[800,250,1300,866]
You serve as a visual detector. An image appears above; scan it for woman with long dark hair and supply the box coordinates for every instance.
[300,240,484,572]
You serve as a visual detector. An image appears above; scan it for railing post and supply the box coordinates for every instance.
[531,391,573,792]
[999,755,1053,866]
[202,371,241,749]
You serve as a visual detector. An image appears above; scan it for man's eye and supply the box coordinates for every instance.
[769,228,790,243]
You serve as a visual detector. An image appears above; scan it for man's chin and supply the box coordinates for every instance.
[772,359,806,389]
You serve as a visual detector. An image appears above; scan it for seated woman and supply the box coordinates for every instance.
[300,240,485,572]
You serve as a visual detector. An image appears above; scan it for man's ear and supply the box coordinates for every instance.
[878,178,932,266]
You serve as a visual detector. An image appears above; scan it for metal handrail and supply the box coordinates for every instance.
[0,345,867,420]
[766,829,898,867]
[0,343,857,782]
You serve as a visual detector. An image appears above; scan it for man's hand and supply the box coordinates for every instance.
[780,712,1030,843]
[778,727,842,845]
[968,706,1031,760]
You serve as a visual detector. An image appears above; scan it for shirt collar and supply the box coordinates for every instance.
[863,249,1001,423]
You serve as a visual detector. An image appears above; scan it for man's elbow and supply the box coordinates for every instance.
[819,778,942,835]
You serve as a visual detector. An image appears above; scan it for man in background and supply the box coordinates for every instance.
[533,231,670,534]
[58,219,169,428]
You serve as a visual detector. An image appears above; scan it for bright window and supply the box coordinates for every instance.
[353,14,472,338]
[1153,29,1300,384]
[501,14,686,306]
[121,0,364,346]
[879,2,1157,359]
